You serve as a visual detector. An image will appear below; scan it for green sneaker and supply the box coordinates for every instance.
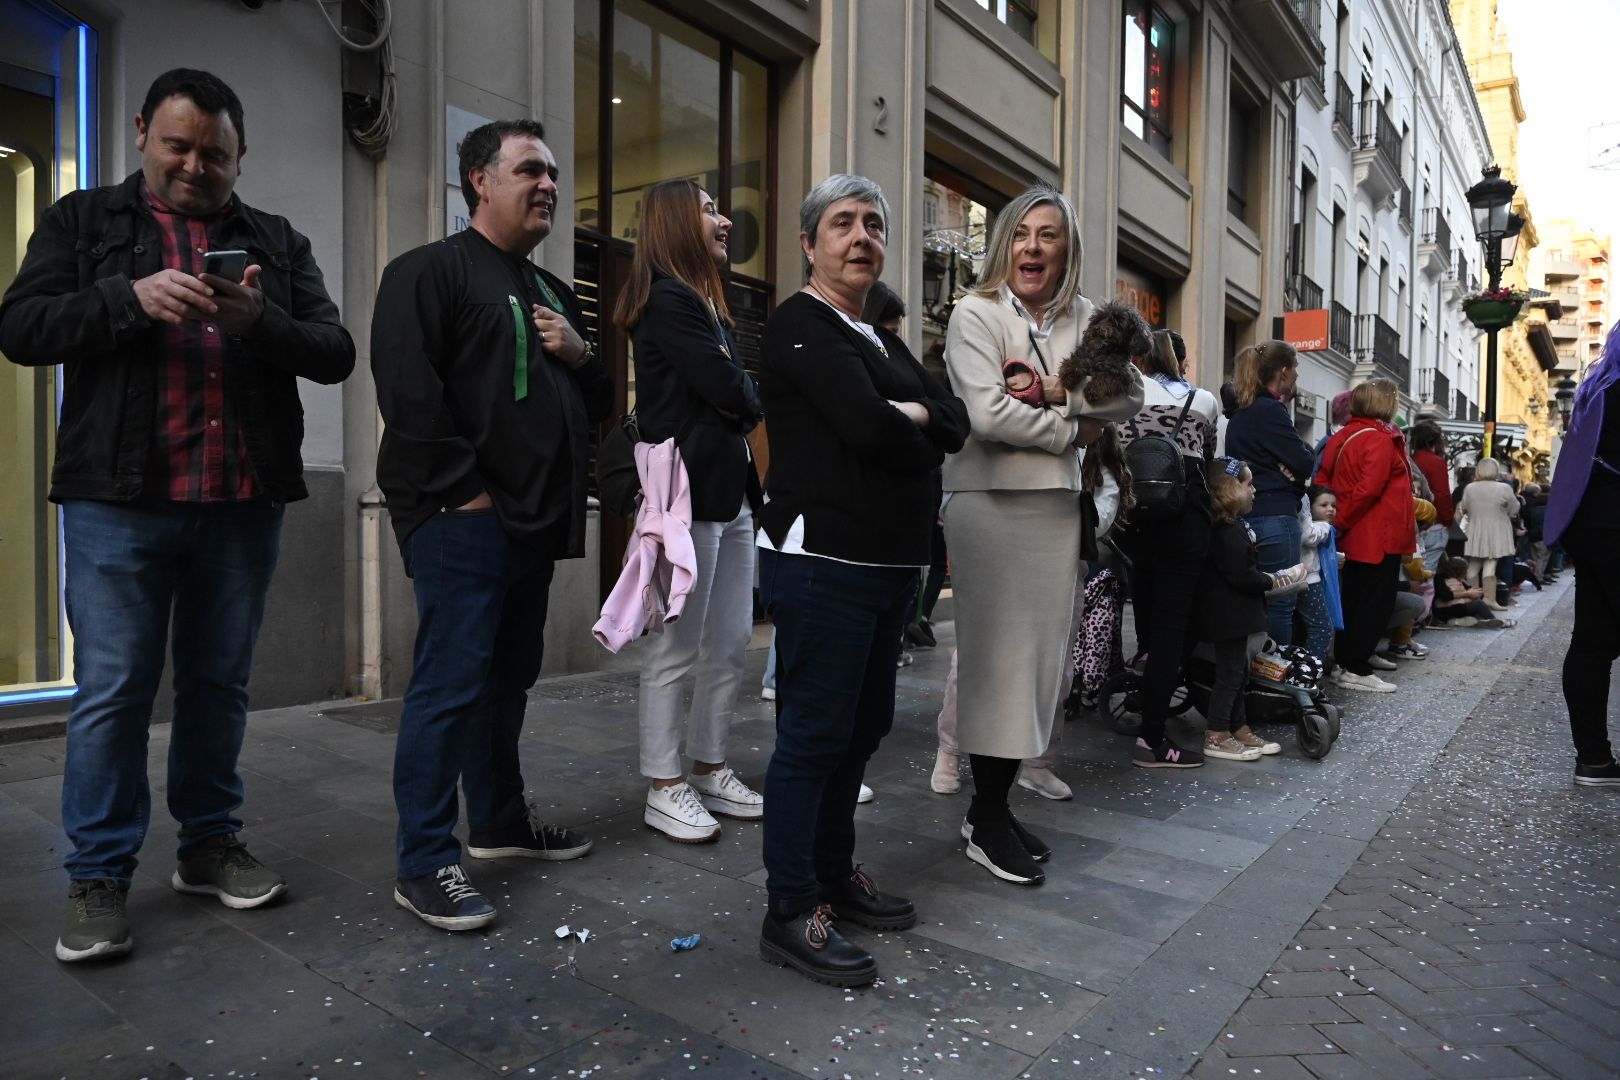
[172,835,287,909]
[56,879,133,963]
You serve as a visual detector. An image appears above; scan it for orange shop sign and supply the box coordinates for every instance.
[1282,309,1330,352]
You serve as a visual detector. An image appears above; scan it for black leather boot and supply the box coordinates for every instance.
[758,903,878,987]
[819,866,917,931]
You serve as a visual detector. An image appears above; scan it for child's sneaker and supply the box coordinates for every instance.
[1233,726,1282,756]
[1132,736,1204,768]
[1204,733,1262,761]
[1386,642,1429,660]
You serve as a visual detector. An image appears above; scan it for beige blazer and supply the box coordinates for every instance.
[942,291,1144,492]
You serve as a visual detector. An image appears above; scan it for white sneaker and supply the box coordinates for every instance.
[930,749,961,794]
[1333,670,1397,693]
[761,686,776,701]
[687,767,764,820]
[1015,766,1073,800]
[644,783,721,842]
[1367,654,1398,671]
[857,784,875,804]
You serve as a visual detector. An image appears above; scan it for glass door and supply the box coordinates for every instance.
[0,1,98,706]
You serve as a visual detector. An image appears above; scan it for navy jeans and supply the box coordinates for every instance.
[758,549,916,915]
[1245,513,1302,646]
[60,498,283,883]
[394,509,555,879]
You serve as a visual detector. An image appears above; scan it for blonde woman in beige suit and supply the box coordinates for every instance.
[942,185,1144,886]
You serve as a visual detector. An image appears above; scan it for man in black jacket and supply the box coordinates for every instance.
[0,69,354,963]
[372,120,613,930]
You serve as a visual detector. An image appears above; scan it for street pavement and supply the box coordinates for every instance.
[0,576,1613,1079]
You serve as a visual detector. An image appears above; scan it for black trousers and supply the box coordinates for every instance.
[1335,555,1400,675]
[1563,528,1620,765]
[1118,488,1212,745]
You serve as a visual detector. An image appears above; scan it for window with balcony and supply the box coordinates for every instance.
[976,0,1040,47]
[1122,0,1173,160]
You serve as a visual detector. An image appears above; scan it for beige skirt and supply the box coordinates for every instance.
[943,488,1082,760]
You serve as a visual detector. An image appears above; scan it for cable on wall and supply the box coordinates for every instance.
[311,0,396,157]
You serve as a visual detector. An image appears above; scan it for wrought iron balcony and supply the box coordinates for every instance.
[1288,272,1324,312]
[1418,366,1452,414]
[1353,100,1402,204]
[1231,0,1325,80]
[1419,208,1451,277]
[1355,313,1405,390]
[1330,301,1353,356]
[1332,73,1354,141]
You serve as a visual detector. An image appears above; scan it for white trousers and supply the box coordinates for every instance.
[638,505,756,779]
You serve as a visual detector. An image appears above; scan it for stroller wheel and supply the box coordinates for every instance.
[1320,701,1342,739]
[1098,671,1145,737]
[1298,711,1333,760]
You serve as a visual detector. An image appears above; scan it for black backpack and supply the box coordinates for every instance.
[1124,391,1196,523]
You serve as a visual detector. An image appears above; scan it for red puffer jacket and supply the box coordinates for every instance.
[1314,418,1417,565]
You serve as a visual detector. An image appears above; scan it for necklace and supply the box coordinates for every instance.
[805,281,887,356]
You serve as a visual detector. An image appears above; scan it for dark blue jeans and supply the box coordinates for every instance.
[1246,513,1302,646]
[60,498,283,883]
[758,550,916,915]
[395,509,555,879]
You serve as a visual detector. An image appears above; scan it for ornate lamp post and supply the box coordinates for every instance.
[1555,377,1577,433]
[1465,166,1523,459]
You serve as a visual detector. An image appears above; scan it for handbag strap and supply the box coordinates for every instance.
[1164,386,1197,442]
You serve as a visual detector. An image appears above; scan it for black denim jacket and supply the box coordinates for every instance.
[0,171,355,504]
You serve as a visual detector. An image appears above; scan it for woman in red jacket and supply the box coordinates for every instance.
[1314,379,1416,693]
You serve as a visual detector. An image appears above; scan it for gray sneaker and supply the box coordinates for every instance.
[56,879,133,963]
[172,834,288,909]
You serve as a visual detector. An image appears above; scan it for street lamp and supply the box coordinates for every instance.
[1465,165,1519,458]
[1554,377,1577,433]
[1498,212,1525,269]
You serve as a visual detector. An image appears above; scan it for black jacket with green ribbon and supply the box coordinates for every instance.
[372,227,613,556]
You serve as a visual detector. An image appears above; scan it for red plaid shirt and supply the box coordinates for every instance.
[144,183,257,501]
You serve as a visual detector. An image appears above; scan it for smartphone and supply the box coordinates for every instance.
[201,249,250,281]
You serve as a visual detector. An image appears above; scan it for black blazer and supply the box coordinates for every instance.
[1196,520,1272,641]
[760,292,969,566]
[632,277,763,522]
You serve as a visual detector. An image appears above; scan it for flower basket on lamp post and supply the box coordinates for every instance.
[1462,287,1526,331]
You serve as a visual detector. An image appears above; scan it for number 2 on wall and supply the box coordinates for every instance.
[873,96,889,135]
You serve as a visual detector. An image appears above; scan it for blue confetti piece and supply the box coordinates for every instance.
[669,934,702,952]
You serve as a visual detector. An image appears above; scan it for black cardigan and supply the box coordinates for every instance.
[632,277,763,522]
[1196,519,1272,641]
[759,292,969,565]
[1224,391,1314,518]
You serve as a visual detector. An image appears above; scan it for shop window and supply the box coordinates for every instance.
[921,158,1008,364]
[1116,260,1169,331]
[1122,0,1173,160]
[0,0,97,704]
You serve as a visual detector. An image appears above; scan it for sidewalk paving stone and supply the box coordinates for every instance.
[2,581,1615,1078]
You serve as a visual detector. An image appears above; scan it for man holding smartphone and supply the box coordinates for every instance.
[371,120,612,929]
[0,69,354,962]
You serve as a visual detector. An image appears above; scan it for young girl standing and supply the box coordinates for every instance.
[1296,486,1343,668]
[1197,459,1303,760]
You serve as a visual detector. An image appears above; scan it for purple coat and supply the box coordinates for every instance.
[1547,324,1620,546]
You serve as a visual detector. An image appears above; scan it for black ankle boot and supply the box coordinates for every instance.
[819,866,917,931]
[758,904,878,987]
[961,816,1045,885]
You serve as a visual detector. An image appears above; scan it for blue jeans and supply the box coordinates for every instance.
[1245,513,1302,646]
[394,509,555,879]
[60,498,283,883]
[1295,581,1334,665]
[758,550,916,915]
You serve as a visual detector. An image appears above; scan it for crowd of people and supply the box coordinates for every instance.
[3,68,1611,992]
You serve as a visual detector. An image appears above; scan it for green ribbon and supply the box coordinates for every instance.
[509,294,528,401]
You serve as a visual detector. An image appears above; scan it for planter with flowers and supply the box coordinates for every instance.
[1462,286,1527,330]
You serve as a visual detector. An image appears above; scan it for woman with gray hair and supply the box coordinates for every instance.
[1457,455,1519,610]
[942,184,1143,885]
[754,174,968,985]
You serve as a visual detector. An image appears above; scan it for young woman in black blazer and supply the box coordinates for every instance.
[612,180,765,844]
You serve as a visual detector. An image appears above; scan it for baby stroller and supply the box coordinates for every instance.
[1098,643,1341,760]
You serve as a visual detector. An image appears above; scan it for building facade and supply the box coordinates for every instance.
[1451,0,1555,474]
[1532,220,1612,384]
[1,0,1337,709]
[1279,0,1491,441]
